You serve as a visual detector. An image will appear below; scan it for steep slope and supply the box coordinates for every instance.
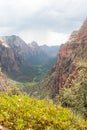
[0,36,59,82]
[52,18,87,90]
[0,38,19,72]
[30,18,87,98]
[0,94,86,130]
[0,35,32,82]
[0,68,20,94]
[0,35,30,72]
[59,63,87,119]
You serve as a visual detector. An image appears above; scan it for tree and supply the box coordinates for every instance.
[59,63,87,119]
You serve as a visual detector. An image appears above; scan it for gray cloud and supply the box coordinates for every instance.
[0,0,87,45]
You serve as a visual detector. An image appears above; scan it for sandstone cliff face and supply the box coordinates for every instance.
[0,36,59,73]
[0,35,30,66]
[0,36,40,73]
[0,39,19,72]
[0,35,59,82]
[0,68,11,92]
[42,18,87,97]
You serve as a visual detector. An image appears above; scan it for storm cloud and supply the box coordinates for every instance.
[0,0,87,45]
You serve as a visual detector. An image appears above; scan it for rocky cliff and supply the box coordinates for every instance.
[0,35,31,72]
[56,18,87,88]
[0,36,59,82]
[38,18,87,98]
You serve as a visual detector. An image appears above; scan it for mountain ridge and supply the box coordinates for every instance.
[30,18,87,98]
[48,18,87,97]
[0,35,59,82]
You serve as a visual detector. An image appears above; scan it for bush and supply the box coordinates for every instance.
[59,64,87,119]
[0,93,87,130]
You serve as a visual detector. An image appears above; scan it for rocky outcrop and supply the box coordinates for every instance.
[0,35,30,72]
[67,31,78,44]
[0,36,59,73]
[41,18,87,98]
[0,35,59,82]
[55,18,87,87]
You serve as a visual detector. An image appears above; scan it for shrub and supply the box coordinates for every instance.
[0,93,87,130]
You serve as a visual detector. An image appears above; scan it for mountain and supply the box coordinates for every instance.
[28,42,59,65]
[28,41,50,65]
[40,44,60,57]
[29,41,59,58]
[0,35,30,72]
[29,18,87,98]
[0,36,59,82]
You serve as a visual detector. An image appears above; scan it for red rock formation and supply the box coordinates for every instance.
[44,18,87,97]
[57,18,87,88]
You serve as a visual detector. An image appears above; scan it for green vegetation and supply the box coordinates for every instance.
[0,93,87,130]
[58,62,87,119]
[6,65,45,82]
[6,57,56,83]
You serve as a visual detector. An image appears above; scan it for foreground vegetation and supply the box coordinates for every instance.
[0,93,87,130]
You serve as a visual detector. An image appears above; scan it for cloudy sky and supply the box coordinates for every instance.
[0,0,87,45]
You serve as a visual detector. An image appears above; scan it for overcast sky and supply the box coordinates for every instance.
[0,0,87,45]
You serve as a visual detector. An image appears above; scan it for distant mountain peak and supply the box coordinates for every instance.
[41,44,48,47]
[31,41,38,46]
[0,35,60,82]
[11,35,17,37]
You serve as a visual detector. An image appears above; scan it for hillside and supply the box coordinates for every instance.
[0,68,20,94]
[28,18,87,98]
[0,36,59,82]
[0,68,9,92]
[59,63,87,119]
[0,93,87,130]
